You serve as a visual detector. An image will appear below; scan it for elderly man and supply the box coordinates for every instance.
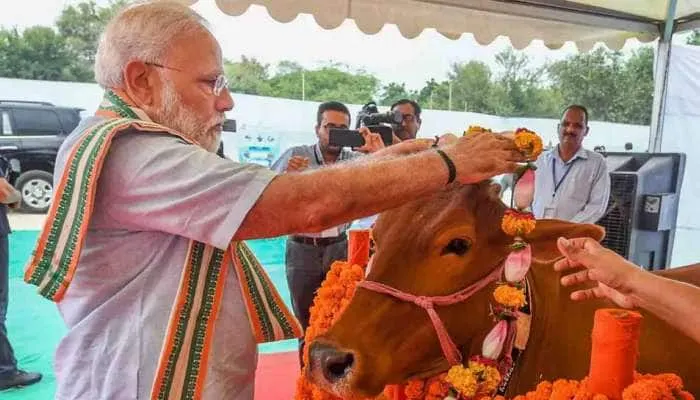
[23,3,522,400]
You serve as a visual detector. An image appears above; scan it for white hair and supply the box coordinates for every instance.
[94,1,211,88]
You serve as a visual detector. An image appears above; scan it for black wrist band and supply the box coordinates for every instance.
[436,149,456,185]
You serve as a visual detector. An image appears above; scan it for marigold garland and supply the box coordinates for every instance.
[295,261,366,400]
[513,128,543,161]
[493,284,527,309]
[502,373,694,400]
[501,209,537,237]
[465,125,493,135]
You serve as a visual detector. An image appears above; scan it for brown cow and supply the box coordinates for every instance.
[307,181,700,398]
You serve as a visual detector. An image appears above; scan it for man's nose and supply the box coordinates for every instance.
[216,89,234,112]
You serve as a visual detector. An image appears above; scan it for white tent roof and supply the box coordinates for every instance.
[195,0,700,51]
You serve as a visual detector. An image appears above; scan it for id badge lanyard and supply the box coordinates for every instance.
[552,158,578,198]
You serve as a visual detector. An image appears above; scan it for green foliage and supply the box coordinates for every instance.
[0,0,656,125]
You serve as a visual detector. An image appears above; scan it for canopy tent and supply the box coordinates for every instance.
[188,0,700,151]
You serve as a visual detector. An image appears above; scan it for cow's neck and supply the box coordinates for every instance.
[505,262,587,393]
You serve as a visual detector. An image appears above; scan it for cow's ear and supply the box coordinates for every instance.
[487,182,502,201]
[524,219,605,263]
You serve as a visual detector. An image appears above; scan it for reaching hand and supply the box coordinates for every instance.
[442,131,525,184]
[286,156,310,173]
[554,237,640,308]
[356,127,385,154]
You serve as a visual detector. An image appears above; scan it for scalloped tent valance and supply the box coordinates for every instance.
[181,0,700,51]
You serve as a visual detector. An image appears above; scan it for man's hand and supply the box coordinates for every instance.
[442,131,524,184]
[286,156,310,173]
[554,237,640,308]
[0,178,20,206]
[355,127,385,154]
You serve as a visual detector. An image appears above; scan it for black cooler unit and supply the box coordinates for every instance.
[597,152,685,271]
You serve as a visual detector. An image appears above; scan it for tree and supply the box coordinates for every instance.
[297,66,379,104]
[616,47,654,125]
[548,47,625,122]
[547,46,653,125]
[0,27,75,81]
[378,82,413,106]
[687,30,700,45]
[447,61,494,113]
[56,0,128,81]
[224,56,271,95]
[492,48,556,117]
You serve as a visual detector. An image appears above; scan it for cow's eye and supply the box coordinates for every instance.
[441,238,471,256]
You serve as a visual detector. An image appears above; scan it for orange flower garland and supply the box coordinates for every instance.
[465,125,493,135]
[501,210,537,238]
[513,128,543,161]
[493,284,527,309]
[295,261,366,400]
[501,373,694,400]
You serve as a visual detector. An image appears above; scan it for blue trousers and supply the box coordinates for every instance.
[0,235,16,377]
[285,238,347,367]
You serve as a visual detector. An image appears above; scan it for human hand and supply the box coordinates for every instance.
[437,133,458,147]
[442,131,524,184]
[356,127,385,154]
[286,156,310,172]
[554,237,640,308]
[0,178,20,205]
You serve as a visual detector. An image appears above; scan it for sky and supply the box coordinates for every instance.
[0,0,677,91]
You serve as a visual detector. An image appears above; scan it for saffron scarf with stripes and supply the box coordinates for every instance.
[24,90,302,400]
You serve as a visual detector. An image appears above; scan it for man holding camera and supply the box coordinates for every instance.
[271,101,383,366]
[391,99,422,141]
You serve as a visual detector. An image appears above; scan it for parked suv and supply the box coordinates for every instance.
[0,100,83,213]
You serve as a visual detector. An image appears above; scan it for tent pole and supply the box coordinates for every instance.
[648,0,678,152]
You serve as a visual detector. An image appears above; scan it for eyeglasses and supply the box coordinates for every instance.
[146,62,229,97]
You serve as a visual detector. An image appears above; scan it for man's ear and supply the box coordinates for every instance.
[524,219,605,264]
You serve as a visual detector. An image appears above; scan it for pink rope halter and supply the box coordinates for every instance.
[356,263,504,366]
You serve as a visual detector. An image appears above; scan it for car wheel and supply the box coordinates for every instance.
[15,170,54,214]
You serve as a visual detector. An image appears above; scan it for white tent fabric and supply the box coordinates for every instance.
[188,0,700,50]
[658,44,700,266]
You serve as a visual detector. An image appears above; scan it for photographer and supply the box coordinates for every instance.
[271,101,384,367]
[391,99,422,141]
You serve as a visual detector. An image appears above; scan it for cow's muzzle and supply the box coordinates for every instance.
[308,341,355,387]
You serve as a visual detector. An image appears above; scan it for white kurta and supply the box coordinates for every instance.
[52,117,277,400]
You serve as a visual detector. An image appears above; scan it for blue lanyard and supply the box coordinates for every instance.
[552,157,578,198]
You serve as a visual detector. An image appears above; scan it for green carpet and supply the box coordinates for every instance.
[2,231,295,399]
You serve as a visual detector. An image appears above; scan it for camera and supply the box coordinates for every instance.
[355,101,403,130]
[328,101,399,148]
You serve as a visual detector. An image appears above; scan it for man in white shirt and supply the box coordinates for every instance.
[533,105,610,223]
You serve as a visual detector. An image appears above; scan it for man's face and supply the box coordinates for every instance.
[557,108,588,151]
[149,29,234,152]
[316,110,350,154]
[392,103,420,141]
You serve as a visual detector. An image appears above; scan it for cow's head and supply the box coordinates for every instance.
[307,182,604,397]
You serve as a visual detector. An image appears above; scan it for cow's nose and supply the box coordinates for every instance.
[309,341,355,383]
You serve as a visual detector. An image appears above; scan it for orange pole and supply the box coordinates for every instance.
[348,229,371,266]
[587,308,643,399]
